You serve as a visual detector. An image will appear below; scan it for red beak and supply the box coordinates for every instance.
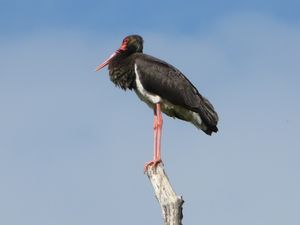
[95,42,127,72]
[95,51,117,72]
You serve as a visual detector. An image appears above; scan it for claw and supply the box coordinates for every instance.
[144,158,163,172]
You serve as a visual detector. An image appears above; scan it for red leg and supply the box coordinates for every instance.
[156,104,163,160]
[144,103,163,172]
[153,112,158,160]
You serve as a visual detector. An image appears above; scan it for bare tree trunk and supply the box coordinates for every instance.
[145,163,184,225]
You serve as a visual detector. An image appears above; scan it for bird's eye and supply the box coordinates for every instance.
[123,38,129,45]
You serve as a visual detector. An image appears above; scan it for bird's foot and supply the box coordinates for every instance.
[144,158,163,173]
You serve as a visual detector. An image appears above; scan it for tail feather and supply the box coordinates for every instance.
[197,95,219,135]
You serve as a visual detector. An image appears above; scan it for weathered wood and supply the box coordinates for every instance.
[145,163,184,225]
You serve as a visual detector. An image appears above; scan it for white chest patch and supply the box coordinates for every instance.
[134,64,161,104]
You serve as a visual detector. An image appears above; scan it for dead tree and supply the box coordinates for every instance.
[145,163,184,225]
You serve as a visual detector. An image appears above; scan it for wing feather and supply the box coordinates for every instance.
[135,54,218,131]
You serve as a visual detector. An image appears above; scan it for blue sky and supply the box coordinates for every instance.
[1,0,300,36]
[1,1,300,225]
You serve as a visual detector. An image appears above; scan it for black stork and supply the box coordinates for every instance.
[95,35,219,171]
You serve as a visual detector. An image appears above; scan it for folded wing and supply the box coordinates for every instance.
[135,54,218,132]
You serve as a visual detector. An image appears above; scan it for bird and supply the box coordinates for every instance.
[95,34,219,171]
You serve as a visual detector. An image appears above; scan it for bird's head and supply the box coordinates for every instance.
[95,35,143,71]
[121,35,144,53]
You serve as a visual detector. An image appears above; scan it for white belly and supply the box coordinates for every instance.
[134,64,161,104]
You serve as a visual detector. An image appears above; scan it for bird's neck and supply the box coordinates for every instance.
[108,54,137,90]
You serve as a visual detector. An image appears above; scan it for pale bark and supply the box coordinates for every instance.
[145,163,184,225]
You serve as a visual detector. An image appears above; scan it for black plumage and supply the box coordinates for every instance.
[134,54,218,134]
[96,34,219,169]
[98,35,218,135]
